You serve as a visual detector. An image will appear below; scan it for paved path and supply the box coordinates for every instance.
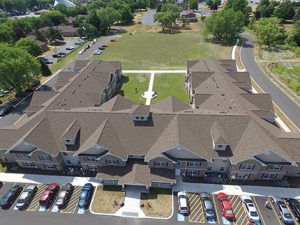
[241,34,300,130]
[145,72,155,105]
[139,10,157,25]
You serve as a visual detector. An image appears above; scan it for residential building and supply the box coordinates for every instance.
[180,11,197,22]
[0,60,300,190]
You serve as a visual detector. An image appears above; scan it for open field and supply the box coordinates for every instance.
[93,30,230,70]
[140,188,173,218]
[119,73,150,104]
[152,74,188,104]
[91,185,125,214]
[272,63,300,95]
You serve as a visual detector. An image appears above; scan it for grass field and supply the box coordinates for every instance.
[93,31,230,69]
[272,63,300,95]
[152,74,188,104]
[119,73,150,104]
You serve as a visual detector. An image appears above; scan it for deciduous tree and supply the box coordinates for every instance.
[16,37,42,57]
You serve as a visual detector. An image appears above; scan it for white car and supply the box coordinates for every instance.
[66,46,75,50]
[178,191,189,214]
[75,39,85,45]
[93,50,102,55]
[241,195,260,223]
[92,38,97,44]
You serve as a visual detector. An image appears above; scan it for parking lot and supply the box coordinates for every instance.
[176,192,300,225]
[0,182,90,216]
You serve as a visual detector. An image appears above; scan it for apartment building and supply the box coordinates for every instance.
[0,60,300,190]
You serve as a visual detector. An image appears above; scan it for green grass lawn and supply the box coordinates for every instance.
[272,63,300,95]
[92,31,228,69]
[119,73,150,104]
[151,74,188,104]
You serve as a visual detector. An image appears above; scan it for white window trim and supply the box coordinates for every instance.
[237,173,250,179]
[84,156,96,162]
[88,165,99,170]
[23,162,35,167]
[240,164,254,170]
[263,173,277,179]
[17,153,29,159]
[187,161,201,167]
[43,164,57,169]
[268,165,281,171]
[39,155,51,161]
[187,169,199,176]
[155,161,167,167]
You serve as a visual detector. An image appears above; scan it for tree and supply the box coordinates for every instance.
[104,7,122,29]
[189,0,198,10]
[255,2,275,19]
[88,10,102,31]
[273,0,295,21]
[161,3,182,15]
[203,9,244,44]
[0,43,40,93]
[46,27,64,43]
[225,0,250,24]
[291,20,300,46]
[16,37,42,57]
[39,59,52,76]
[154,11,176,31]
[0,24,15,43]
[206,0,221,10]
[253,17,287,48]
[54,3,69,17]
[40,10,66,26]
[120,4,134,23]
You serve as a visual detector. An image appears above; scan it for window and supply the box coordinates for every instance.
[106,159,119,165]
[38,155,52,161]
[22,162,35,167]
[141,117,144,120]
[262,173,277,179]
[154,161,167,167]
[63,152,67,156]
[84,156,96,162]
[207,167,212,171]
[187,170,199,176]
[43,164,57,169]
[135,116,140,120]
[236,173,250,179]
[267,165,282,171]
[240,164,254,170]
[218,145,223,148]
[17,154,29,159]
[88,165,99,170]
[220,167,225,172]
[187,161,201,167]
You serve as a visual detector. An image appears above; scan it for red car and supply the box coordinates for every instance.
[101,44,108,48]
[39,183,60,207]
[217,192,235,221]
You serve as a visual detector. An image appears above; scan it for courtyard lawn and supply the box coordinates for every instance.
[119,73,150,104]
[91,185,125,214]
[93,31,230,70]
[151,74,189,104]
[140,188,173,218]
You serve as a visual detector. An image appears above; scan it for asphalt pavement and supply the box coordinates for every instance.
[139,10,157,25]
[241,34,300,130]
[0,34,117,128]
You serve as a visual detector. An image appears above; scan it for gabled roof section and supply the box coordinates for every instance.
[146,116,179,160]
[61,119,80,140]
[240,93,274,112]
[210,121,228,145]
[131,105,150,116]
[100,95,134,111]
[191,72,214,91]
[29,91,57,107]
[152,96,190,112]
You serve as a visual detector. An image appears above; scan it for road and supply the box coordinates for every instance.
[139,10,157,25]
[241,34,300,130]
[0,34,117,128]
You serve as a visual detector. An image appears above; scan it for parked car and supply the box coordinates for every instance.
[92,39,97,44]
[85,45,90,50]
[271,196,294,224]
[39,183,59,207]
[200,192,216,221]
[45,60,53,64]
[98,47,105,50]
[55,183,74,209]
[66,46,75,50]
[93,50,102,55]
[177,191,189,215]
[58,52,66,56]
[78,183,94,209]
[241,195,260,223]
[287,198,300,222]
[75,39,84,45]
[16,184,38,210]
[0,105,14,117]
[101,44,108,48]
[217,192,235,221]
[52,54,61,58]
[0,185,23,208]
[110,39,117,42]
[0,90,9,97]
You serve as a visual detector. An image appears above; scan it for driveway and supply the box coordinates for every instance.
[0,33,118,128]
[139,10,157,25]
[241,34,300,129]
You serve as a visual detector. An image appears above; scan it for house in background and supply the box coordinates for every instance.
[180,10,197,22]
[27,35,49,52]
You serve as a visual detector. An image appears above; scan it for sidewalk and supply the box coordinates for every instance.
[174,177,300,199]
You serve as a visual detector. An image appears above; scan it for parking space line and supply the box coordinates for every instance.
[187,193,205,223]
[60,186,81,214]
[268,197,284,225]
[230,196,240,208]
[213,195,221,224]
[252,197,266,225]
[284,200,299,225]
[26,184,47,212]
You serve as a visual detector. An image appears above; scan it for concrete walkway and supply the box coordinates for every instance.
[145,72,155,105]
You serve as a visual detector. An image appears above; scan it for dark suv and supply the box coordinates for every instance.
[287,198,300,222]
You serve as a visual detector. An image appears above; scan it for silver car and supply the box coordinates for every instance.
[271,196,294,224]
[16,184,37,210]
[200,192,216,221]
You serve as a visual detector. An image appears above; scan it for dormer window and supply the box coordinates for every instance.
[131,105,150,122]
[61,120,80,147]
[210,121,228,151]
